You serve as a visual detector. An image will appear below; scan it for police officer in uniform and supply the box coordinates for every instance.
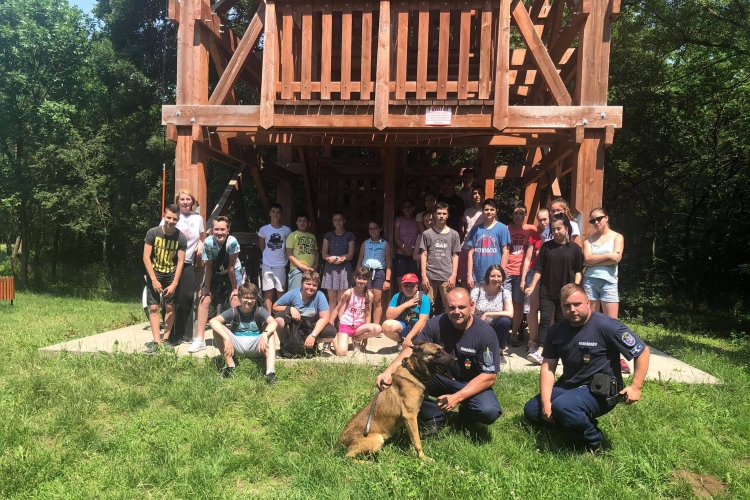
[376,288,502,430]
[523,283,650,451]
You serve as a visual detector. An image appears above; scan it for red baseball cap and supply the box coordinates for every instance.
[401,273,418,283]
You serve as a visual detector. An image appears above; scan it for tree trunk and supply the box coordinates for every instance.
[19,203,30,288]
[51,224,60,279]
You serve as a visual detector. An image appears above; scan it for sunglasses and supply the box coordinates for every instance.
[589,215,606,224]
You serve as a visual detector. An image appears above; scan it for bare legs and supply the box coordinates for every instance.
[371,289,384,324]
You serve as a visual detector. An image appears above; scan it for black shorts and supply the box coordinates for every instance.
[393,253,418,278]
[145,273,175,306]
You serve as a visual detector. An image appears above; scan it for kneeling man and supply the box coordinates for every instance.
[209,282,278,383]
[523,283,650,451]
[376,288,502,431]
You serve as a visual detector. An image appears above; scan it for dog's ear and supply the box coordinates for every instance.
[411,339,426,350]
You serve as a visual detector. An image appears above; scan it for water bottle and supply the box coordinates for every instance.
[523,295,531,314]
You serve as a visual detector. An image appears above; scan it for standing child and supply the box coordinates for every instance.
[393,199,420,292]
[419,202,461,315]
[357,220,392,324]
[321,213,356,312]
[329,267,383,356]
[258,203,292,312]
[285,211,319,290]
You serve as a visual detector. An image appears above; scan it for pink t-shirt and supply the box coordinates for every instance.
[340,290,366,328]
[395,216,420,255]
[506,224,540,276]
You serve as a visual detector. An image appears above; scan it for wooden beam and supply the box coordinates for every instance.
[249,160,272,215]
[416,4,429,99]
[321,2,333,99]
[478,1,493,99]
[260,0,278,129]
[208,165,249,226]
[493,0,511,130]
[482,148,496,198]
[524,181,541,221]
[374,0,391,130]
[457,9,471,100]
[298,147,317,233]
[167,0,180,23]
[512,0,572,106]
[520,139,578,186]
[361,8,373,99]
[209,3,265,105]
[341,3,353,99]
[260,158,299,186]
[395,3,408,100]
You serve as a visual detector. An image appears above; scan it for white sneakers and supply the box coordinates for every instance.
[188,339,207,353]
[526,349,544,365]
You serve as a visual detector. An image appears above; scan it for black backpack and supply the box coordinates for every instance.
[228,306,264,334]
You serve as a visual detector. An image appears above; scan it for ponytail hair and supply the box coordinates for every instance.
[550,213,572,236]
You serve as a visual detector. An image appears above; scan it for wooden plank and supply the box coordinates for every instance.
[281,12,294,99]
[249,161,272,214]
[341,3,353,99]
[321,2,333,99]
[520,139,577,186]
[524,181,540,221]
[395,3,408,100]
[494,163,524,178]
[260,0,278,129]
[571,129,604,237]
[493,0,511,130]
[545,0,565,46]
[374,0,392,130]
[300,3,313,99]
[167,0,181,23]
[209,165,250,224]
[209,2,265,105]
[546,162,562,198]
[512,0,572,106]
[481,148,496,198]
[604,124,614,147]
[437,9,450,99]
[416,4,429,99]
[457,9,471,99]
[298,147,317,232]
[361,8,373,99]
[478,1,493,99]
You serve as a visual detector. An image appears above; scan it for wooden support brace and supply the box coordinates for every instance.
[208,164,250,226]
[604,124,615,147]
[482,148,496,199]
[493,0,511,131]
[168,0,181,23]
[520,139,577,186]
[212,0,239,17]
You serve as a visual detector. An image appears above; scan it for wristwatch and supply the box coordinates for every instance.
[311,333,318,339]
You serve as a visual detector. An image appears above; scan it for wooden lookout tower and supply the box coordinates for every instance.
[163,0,622,239]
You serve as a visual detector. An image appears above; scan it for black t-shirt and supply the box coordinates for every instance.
[144,226,187,277]
[542,312,647,388]
[533,240,584,300]
[415,314,500,382]
[437,193,466,235]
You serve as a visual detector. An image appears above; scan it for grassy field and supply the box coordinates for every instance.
[0,292,748,499]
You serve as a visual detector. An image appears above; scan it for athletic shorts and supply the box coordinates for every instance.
[262,264,287,292]
[145,273,175,306]
[503,273,534,303]
[583,276,619,303]
[393,253,418,279]
[339,323,364,336]
[227,330,265,358]
[366,268,386,290]
[396,321,413,338]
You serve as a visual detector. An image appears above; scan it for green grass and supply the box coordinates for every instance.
[1,292,748,499]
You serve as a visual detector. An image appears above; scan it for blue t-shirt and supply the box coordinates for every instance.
[275,289,329,318]
[202,235,242,274]
[415,314,501,382]
[220,306,271,337]
[466,223,511,283]
[542,312,647,388]
[389,292,431,327]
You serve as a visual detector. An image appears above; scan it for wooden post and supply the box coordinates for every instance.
[481,148,496,200]
[381,147,398,319]
[276,145,295,227]
[374,0,391,130]
[571,0,612,238]
[175,0,209,221]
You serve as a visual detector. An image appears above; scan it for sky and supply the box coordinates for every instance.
[70,0,97,14]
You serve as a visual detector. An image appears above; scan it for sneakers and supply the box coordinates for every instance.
[188,339,207,353]
[620,359,631,375]
[165,337,181,347]
[266,372,278,385]
[527,349,543,365]
[509,334,519,347]
[221,365,235,378]
[498,354,508,365]
[144,341,159,354]
[352,341,363,353]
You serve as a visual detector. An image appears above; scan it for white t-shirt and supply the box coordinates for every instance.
[541,220,581,241]
[462,207,484,248]
[258,224,292,267]
[161,213,204,264]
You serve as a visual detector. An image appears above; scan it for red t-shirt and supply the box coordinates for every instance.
[506,224,540,276]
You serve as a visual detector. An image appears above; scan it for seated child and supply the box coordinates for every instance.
[208,282,278,383]
[381,273,431,349]
[329,267,383,356]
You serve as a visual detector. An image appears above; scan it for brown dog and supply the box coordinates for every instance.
[337,340,456,460]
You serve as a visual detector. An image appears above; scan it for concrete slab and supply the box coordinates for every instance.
[39,322,720,384]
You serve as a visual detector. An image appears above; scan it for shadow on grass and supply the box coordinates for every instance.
[515,415,613,455]
[644,330,750,376]
[622,302,750,338]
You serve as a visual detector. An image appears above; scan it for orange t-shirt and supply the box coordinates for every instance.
[506,224,539,276]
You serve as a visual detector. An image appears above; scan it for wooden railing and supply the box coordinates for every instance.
[0,276,15,306]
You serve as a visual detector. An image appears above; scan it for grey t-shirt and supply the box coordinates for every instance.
[420,227,461,281]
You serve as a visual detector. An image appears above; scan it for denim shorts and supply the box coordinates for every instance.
[503,274,533,303]
[583,276,619,303]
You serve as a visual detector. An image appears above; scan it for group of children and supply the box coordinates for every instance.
[142,173,625,384]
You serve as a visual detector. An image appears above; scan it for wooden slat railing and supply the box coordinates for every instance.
[0,276,15,306]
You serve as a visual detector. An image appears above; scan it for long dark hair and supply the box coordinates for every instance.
[550,213,572,237]
[483,264,507,284]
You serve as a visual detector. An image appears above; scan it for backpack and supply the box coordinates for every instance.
[214,238,231,274]
[228,306,264,334]
[278,295,317,358]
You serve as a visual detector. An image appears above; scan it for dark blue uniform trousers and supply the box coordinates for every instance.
[419,374,502,425]
[523,385,614,449]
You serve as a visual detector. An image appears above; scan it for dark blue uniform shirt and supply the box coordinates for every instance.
[416,314,500,382]
[542,312,647,388]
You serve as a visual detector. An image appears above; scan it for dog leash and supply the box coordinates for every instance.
[363,387,380,437]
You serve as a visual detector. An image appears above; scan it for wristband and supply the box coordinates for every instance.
[311,333,318,339]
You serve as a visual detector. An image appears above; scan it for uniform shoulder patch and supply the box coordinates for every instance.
[621,332,636,347]
[483,347,493,366]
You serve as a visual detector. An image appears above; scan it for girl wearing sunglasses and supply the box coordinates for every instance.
[582,208,628,373]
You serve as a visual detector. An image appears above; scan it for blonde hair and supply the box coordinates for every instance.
[174,189,198,212]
